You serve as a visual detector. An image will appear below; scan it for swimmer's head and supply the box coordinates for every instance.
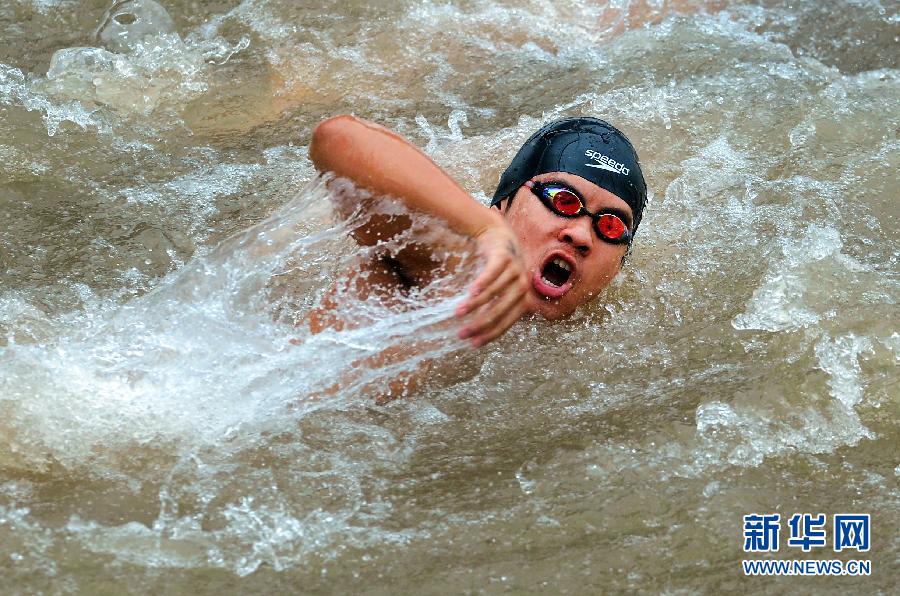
[491,117,647,233]
[492,117,647,319]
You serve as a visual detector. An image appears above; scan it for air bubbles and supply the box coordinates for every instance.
[95,0,177,54]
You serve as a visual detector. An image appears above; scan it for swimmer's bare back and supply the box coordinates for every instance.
[308,115,530,348]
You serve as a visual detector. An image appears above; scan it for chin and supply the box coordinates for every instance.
[531,297,576,321]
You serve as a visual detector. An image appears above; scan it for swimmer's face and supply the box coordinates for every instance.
[500,172,632,320]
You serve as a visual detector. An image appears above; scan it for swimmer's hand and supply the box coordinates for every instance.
[455,223,529,347]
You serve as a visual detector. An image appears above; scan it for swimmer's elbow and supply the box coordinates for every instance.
[312,114,360,143]
[310,114,363,174]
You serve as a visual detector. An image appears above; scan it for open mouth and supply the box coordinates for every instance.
[533,253,576,299]
[542,257,572,287]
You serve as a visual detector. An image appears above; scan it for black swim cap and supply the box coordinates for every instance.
[492,117,647,233]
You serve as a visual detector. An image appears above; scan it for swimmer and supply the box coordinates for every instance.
[306,115,646,399]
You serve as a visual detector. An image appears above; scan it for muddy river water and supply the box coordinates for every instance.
[0,0,897,593]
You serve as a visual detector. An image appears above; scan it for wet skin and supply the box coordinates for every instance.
[499,172,633,320]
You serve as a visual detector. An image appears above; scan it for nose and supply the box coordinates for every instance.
[557,218,593,255]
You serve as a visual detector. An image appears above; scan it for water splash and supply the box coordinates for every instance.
[732,225,843,332]
[95,0,177,54]
[0,177,473,472]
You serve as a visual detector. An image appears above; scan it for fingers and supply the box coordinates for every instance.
[471,298,529,347]
[460,237,513,301]
[456,259,519,316]
[453,223,528,346]
[458,271,528,347]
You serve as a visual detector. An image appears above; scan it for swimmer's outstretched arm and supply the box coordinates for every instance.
[309,114,529,347]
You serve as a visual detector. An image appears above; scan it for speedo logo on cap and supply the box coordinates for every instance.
[584,149,630,175]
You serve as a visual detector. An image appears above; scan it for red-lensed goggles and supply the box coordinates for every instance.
[525,180,633,245]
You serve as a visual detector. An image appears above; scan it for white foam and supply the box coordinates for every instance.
[815,333,874,410]
[732,225,843,332]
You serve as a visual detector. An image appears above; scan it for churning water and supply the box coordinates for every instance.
[0,0,897,593]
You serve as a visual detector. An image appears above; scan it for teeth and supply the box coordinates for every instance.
[552,258,571,271]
